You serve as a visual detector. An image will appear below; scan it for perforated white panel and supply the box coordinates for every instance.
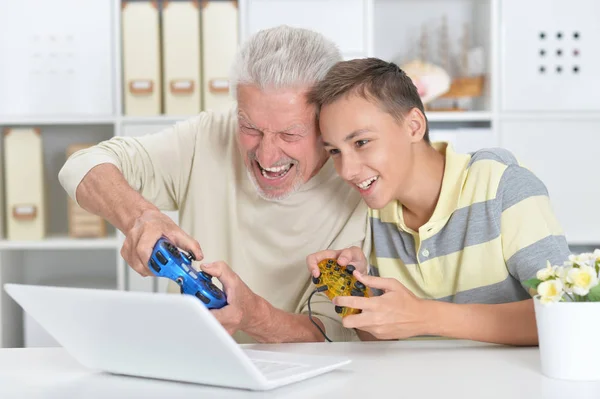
[500,0,600,112]
[0,0,114,116]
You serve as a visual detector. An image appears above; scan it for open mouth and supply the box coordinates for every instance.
[356,176,379,192]
[256,161,294,181]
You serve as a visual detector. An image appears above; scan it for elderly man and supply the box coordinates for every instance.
[58,26,368,343]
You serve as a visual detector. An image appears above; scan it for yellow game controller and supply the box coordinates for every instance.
[312,258,370,317]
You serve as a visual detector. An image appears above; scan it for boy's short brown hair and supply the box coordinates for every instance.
[307,57,429,142]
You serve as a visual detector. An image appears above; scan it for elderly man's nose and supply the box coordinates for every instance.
[256,138,280,167]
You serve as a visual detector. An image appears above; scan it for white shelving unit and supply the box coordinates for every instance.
[0,237,119,251]
[1,0,599,348]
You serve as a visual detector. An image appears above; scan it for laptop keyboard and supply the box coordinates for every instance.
[251,359,308,377]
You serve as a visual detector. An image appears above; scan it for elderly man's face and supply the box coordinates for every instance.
[236,85,327,201]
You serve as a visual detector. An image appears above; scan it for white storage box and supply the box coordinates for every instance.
[162,1,202,115]
[3,128,46,240]
[201,0,238,112]
[122,1,162,115]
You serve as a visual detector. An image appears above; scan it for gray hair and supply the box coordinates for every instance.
[230,25,342,96]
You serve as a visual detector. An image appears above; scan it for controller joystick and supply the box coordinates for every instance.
[312,258,370,317]
[148,237,227,309]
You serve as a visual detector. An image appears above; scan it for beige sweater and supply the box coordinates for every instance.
[59,109,370,343]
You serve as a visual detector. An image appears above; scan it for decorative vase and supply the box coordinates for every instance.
[534,296,600,381]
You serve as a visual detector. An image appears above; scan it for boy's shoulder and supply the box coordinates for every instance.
[464,146,548,198]
[466,147,520,169]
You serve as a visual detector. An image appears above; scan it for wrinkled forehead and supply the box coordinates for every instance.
[236,85,317,131]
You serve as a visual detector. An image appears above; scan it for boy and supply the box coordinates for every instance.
[305,58,570,345]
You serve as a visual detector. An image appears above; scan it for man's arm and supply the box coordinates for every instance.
[245,298,329,343]
[58,118,208,273]
[74,163,158,234]
[426,299,537,346]
[59,119,202,212]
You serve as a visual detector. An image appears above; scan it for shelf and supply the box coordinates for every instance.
[500,112,600,121]
[119,115,196,125]
[0,236,119,250]
[0,115,116,125]
[426,111,493,122]
[120,112,493,125]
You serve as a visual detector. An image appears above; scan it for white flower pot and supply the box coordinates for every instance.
[534,296,600,381]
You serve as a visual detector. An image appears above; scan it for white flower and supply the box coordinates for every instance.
[536,261,555,281]
[566,265,599,296]
[569,253,594,267]
[594,249,600,267]
[553,265,568,281]
[537,279,564,304]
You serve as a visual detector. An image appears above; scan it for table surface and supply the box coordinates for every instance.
[1,340,599,398]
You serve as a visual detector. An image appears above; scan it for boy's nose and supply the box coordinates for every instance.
[340,157,360,182]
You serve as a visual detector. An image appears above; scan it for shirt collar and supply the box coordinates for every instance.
[428,141,470,222]
[396,141,470,231]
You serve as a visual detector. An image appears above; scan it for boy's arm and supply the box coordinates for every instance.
[346,164,569,345]
[425,299,537,345]
[337,272,537,345]
[425,164,569,346]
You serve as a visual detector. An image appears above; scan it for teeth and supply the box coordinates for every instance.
[356,176,378,190]
[260,163,293,180]
[262,164,292,173]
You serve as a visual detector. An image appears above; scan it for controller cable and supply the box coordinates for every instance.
[307,285,333,343]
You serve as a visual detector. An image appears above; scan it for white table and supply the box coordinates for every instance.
[1,340,599,398]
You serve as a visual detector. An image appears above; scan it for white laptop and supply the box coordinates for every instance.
[4,283,351,391]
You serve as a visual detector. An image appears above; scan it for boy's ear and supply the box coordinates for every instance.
[406,108,427,143]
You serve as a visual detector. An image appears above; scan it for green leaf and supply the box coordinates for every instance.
[523,278,542,289]
[587,285,600,302]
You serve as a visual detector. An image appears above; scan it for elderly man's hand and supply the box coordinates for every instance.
[122,209,203,277]
[199,261,267,336]
[306,246,368,278]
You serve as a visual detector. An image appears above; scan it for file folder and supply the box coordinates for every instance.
[3,128,46,240]
[122,1,162,115]
[201,0,238,112]
[162,1,202,115]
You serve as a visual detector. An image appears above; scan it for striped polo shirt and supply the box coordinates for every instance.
[369,142,571,304]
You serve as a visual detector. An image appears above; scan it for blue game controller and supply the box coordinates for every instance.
[148,237,227,309]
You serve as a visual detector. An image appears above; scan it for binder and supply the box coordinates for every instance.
[201,0,238,112]
[66,144,107,238]
[162,1,202,116]
[122,1,162,115]
[3,128,46,240]
[0,136,3,239]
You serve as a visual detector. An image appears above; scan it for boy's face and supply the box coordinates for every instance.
[318,94,422,209]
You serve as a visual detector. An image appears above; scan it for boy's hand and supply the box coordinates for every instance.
[306,246,368,278]
[334,271,430,340]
